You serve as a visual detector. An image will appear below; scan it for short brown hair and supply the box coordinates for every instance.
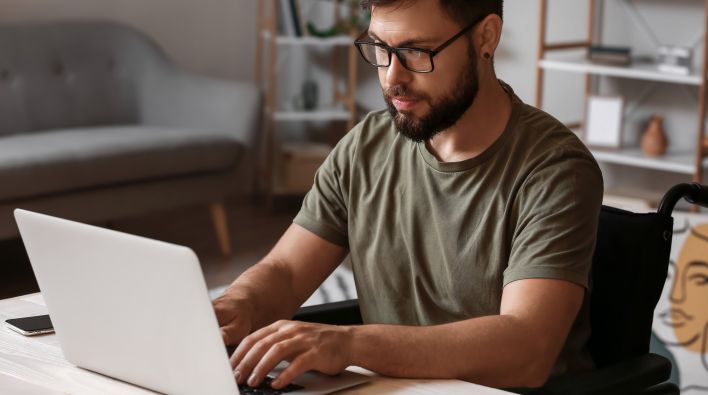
[360,0,503,27]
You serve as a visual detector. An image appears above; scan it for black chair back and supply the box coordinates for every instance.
[588,182,708,369]
[588,206,673,368]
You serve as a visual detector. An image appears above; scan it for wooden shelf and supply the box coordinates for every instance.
[590,148,707,174]
[536,0,708,212]
[258,0,359,202]
[272,143,332,195]
[281,142,332,158]
[262,31,353,47]
[274,108,351,122]
[539,58,703,86]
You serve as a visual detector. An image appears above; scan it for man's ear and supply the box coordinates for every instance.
[476,14,503,59]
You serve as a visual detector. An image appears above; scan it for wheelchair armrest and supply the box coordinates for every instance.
[517,353,672,395]
[292,299,363,325]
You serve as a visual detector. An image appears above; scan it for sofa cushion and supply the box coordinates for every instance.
[0,125,243,201]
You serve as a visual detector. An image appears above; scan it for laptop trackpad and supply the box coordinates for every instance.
[271,362,369,395]
[226,346,369,394]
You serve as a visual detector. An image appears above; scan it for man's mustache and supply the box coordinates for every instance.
[383,85,429,102]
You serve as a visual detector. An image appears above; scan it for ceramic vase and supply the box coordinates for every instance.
[640,114,668,157]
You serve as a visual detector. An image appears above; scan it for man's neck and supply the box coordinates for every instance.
[425,78,513,163]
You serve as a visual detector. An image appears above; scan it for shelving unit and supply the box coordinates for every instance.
[536,0,708,207]
[256,0,360,200]
[539,57,704,86]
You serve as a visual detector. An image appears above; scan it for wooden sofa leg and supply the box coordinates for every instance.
[209,202,232,257]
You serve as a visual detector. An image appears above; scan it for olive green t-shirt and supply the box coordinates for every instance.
[293,83,603,375]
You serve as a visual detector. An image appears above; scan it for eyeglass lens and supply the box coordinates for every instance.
[359,44,432,72]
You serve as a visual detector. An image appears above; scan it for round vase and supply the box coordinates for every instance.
[640,114,668,157]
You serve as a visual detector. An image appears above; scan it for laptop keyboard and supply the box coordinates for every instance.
[238,376,304,394]
[226,346,304,393]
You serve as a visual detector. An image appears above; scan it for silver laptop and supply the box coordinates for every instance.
[14,209,368,395]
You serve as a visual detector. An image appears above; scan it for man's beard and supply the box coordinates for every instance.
[383,48,480,143]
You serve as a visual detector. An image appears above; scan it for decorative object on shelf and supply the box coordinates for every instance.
[640,113,669,157]
[584,95,625,149]
[587,45,632,66]
[657,45,692,75]
[305,0,370,38]
[293,79,319,111]
[302,79,319,110]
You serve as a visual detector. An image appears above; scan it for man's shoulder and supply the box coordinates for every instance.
[514,102,597,166]
[352,109,396,141]
[336,109,400,156]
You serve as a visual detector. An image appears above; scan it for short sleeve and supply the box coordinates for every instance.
[504,147,604,288]
[292,125,361,248]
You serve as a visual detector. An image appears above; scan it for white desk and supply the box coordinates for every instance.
[0,294,513,394]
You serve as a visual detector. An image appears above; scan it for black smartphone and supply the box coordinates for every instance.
[5,314,54,336]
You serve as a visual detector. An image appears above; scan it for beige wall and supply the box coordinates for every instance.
[0,0,258,81]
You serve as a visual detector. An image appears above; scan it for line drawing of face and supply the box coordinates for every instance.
[670,223,708,356]
[653,220,688,346]
[653,219,708,391]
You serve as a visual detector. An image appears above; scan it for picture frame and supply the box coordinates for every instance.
[583,95,625,150]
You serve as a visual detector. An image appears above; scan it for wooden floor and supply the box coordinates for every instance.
[0,198,300,300]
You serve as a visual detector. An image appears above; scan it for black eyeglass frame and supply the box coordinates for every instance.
[354,17,484,73]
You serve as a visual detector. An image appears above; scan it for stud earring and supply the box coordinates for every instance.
[483,52,491,60]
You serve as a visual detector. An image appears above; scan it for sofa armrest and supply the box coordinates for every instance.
[139,67,262,148]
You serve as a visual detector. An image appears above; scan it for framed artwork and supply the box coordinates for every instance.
[651,212,708,393]
[583,95,625,149]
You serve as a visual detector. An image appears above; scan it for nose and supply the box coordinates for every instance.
[669,273,685,304]
[383,53,413,87]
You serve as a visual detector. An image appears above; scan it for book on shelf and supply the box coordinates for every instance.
[657,46,692,75]
[587,45,632,67]
[288,0,303,37]
[279,0,304,37]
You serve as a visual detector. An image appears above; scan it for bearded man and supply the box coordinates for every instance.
[213,0,603,390]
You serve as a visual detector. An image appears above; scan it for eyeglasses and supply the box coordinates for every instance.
[354,18,483,74]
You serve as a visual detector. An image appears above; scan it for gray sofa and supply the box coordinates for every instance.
[0,20,261,255]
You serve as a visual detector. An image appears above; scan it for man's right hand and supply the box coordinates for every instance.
[213,293,254,346]
[211,224,348,347]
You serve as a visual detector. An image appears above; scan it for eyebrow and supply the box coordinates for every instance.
[367,30,438,48]
[687,261,708,269]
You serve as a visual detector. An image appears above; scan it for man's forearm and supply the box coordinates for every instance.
[217,224,348,342]
[225,260,301,330]
[349,315,555,389]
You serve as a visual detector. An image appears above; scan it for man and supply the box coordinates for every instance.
[213,0,603,390]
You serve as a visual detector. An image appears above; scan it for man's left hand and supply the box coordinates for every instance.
[230,320,354,390]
